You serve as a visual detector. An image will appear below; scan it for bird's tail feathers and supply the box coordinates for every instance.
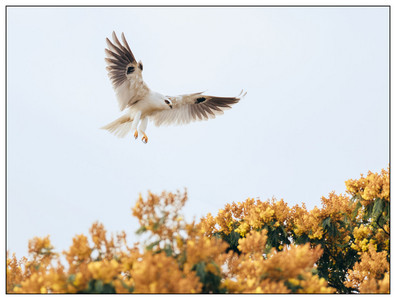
[101,114,133,138]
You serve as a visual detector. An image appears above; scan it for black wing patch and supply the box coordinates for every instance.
[195,97,206,104]
[127,66,135,74]
[190,96,240,121]
[105,32,137,88]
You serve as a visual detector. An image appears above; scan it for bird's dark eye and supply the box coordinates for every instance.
[138,62,143,71]
[127,66,135,74]
[165,100,170,104]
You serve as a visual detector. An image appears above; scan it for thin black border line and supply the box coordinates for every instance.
[4,5,391,295]
[4,5,392,8]
[388,4,391,296]
[4,5,7,296]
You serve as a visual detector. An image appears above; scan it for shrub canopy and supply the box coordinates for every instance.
[7,167,390,294]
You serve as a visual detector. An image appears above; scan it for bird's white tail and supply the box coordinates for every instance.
[101,114,133,138]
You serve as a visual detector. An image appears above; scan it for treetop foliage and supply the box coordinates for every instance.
[7,167,389,294]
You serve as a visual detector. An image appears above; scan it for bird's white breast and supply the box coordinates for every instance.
[128,90,166,117]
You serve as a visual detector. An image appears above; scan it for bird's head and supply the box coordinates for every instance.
[164,97,173,109]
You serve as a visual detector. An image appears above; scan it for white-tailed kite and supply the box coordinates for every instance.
[102,32,246,143]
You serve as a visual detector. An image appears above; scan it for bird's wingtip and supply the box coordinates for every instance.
[238,89,247,98]
[112,31,118,41]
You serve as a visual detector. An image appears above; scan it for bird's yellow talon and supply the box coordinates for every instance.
[134,130,138,139]
[142,134,148,144]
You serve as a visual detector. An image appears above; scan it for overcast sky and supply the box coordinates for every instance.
[7,7,389,258]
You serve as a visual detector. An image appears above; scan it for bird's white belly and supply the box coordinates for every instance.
[128,96,162,118]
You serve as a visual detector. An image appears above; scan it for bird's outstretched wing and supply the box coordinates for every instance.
[105,31,149,111]
[150,90,247,126]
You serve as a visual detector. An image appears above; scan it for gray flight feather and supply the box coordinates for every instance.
[151,91,246,126]
[105,31,137,88]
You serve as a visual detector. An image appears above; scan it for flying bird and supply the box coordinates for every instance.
[102,32,246,143]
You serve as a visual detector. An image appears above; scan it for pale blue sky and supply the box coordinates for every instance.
[7,7,389,258]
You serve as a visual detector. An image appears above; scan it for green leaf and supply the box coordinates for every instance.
[364,202,374,220]
[193,262,206,282]
[297,274,305,280]
[152,216,166,231]
[295,233,310,245]
[352,201,362,219]
[322,217,340,237]
[94,280,104,292]
[275,267,283,273]
[192,261,226,293]
[384,201,390,218]
[146,240,160,251]
[284,280,302,293]
[120,279,134,293]
[372,198,384,218]
[260,272,269,280]
[80,280,116,294]
[280,225,289,241]
[68,274,76,284]
[135,226,147,235]
[164,244,173,257]
[322,217,331,230]
[101,283,116,294]
[218,229,241,254]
